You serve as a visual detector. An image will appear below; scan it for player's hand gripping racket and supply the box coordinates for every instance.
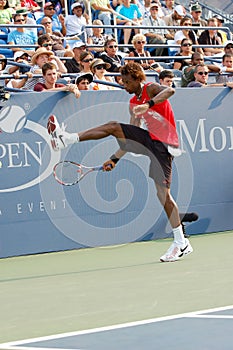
[53,161,104,186]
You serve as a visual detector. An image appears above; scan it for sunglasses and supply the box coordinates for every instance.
[151,7,158,10]
[82,58,93,63]
[108,45,118,49]
[15,18,25,22]
[136,41,146,44]
[197,71,208,75]
[182,43,192,46]
[46,7,55,10]
[42,21,52,25]
[42,43,53,47]
[95,65,105,70]
[226,44,233,49]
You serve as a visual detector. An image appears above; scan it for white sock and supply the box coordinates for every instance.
[65,132,79,144]
[173,225,185,246]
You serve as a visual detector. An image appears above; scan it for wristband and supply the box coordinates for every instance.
[110,154,120,164]
[147,99,155,108]
[223,83,227,87]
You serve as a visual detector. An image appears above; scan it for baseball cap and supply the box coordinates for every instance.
[75,72,93,84]
[225,41,233,48]
[72,41,86,49]
[213,14,224,23]
[44,2,55,9]
[190,4,202,12]
[14,51,29,60]
[174,5,186,17]
[150,2,159,9]
[71,2,83,11]
[16,8,30,15]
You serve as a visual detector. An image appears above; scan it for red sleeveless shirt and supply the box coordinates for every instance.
[130,83,179,147]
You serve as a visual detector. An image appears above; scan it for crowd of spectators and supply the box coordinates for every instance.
[0,0,232,92]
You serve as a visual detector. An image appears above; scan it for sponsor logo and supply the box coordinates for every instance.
[0,104,60,192]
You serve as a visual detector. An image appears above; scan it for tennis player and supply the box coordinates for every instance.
[47,62,193,262]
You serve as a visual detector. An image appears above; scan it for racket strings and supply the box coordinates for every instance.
[55,162,83,185]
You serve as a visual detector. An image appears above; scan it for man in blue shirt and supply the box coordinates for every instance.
[8,14,37,56]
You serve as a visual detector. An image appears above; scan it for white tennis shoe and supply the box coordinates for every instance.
[160,238,193,262]
[47,115,77,151]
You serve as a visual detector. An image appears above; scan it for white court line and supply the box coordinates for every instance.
[1,304,233,350]
[0,348,76,350]
[188,315,233,319]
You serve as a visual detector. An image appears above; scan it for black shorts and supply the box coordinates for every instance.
[117,123,173,188]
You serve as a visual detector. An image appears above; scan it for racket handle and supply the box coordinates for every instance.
[98,163,114,171]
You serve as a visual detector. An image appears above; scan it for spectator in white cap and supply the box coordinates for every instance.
[64,41,86,72]
[5,51,30,88]
[164,4,186,38]
[213,14,227,44]
[9,51,31,74]
[65,2,92,42]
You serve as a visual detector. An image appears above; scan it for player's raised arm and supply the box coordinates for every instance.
[133,84,175,116]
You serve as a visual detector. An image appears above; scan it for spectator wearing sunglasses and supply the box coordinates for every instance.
[142,2,173,57]
[6,50,30,77]
[15,8,38,36]
[99,38,123,72]
[38,19,73,57]
[65,41,86,73]
[128,33,154,71]
[174,16,202,54]
[37,2,66,36]
[173,38,193,71]
[90,58,116,90]
[37,34,67,73]
[187,63,233,88]
[79,51,94,74]
[181,52,220,87]
[7,14,38,56]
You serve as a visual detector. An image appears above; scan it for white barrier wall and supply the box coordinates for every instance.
[0,87,232,258]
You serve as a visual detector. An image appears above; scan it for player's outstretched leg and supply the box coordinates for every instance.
[47,115,78,151]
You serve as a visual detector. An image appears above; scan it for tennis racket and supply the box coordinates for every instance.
[53,161,104,186]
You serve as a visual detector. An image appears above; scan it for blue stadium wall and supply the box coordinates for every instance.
[0,87,232,258]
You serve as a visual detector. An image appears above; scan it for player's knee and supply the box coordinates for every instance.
[156,186,170,204]
[106,121,120,134]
